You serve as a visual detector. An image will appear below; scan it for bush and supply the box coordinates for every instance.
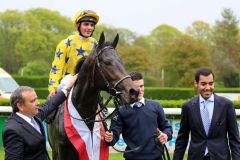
[0,99,46,106]
[35,88,49,99]
[18,60,50,76]
[144,87,197,100]
[145,87,240,100]
[13,76,49,88]
[0,99,10,106]
[144,76,162,86]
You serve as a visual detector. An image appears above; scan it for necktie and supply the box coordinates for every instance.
[31,117,41,134]
[133,102,142,108]
[200,102,210,135]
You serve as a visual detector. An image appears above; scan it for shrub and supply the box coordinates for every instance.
[13,76,49,88]
[144,87,196,100]
[144,87,240,100]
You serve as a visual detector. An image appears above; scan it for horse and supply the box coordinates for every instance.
[47,32,139,160]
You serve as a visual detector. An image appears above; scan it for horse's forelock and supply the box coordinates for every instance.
[104,41,112,46]
[97,41,113,50]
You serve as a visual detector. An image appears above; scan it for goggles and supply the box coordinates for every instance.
[80,10,97,16]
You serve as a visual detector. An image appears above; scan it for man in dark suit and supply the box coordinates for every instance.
[2,74,77,160]
[173,68,240,160]
[105,72,172,160]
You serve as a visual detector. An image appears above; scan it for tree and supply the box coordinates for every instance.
[211,8,240,87]
[186,21,213,45]
[147,25,183,77]
[0,8,72,75]
[19,60,50,76]
[94,24,138,45]
[0,10,25,73]
[118,44,152,73]
[160,35,212,87]
[149,24,182,48]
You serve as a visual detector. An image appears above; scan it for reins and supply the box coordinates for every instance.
[66,45,170,160]
[66,93,118,124]
[66,90,170,160]
[103,99,170,160]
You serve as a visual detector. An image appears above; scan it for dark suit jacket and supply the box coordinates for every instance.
[173,94,240,160]
[2,91,66,160]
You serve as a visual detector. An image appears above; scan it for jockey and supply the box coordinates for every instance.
[48,9,99,96]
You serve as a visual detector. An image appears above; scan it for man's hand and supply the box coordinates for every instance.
[157,128,168,144]
[48,90,56,97]
[60,74,78,92]
[67,74,78,91]
[104,131,113,143]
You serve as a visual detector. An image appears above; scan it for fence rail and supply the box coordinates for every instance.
[1,106,240,115]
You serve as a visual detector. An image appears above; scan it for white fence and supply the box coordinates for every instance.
[1,106,240,153]
[1,106,240,115]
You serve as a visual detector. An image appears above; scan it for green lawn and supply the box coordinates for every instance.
[0,148,124,160]
[0,147,3,160]
[0,147,187,159]
[48,151,125,160]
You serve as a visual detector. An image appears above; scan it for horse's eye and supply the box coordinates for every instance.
[103,60,112,65]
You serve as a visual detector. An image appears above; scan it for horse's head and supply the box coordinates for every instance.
[95,32,139,104]
[76,32,139,105]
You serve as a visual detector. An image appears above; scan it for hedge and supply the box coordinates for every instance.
[12,76,240,100]
[13,75,49,88]
[0,99,46,106]
[35,88,49,99]
[12,75,161,88]
[144,87,240,100]
[11,86,240,100]
[144,87,196,100]
[1,98,240,109]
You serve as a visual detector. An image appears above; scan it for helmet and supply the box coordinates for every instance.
[73,9,99,29]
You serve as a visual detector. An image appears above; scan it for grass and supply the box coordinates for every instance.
[0,147,187,160]
[0,148,124,160]
[48,151,125,159]
[0,147,3,160]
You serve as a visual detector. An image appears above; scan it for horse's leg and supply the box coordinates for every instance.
[47,104,65,160]
[57,141,79,160]
[48,104,79,160]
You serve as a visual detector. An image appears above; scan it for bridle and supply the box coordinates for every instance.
[67,45,131,123]
[95,46,131,97]
[96,46,170,160]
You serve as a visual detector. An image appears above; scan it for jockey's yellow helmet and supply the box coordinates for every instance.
[73,9,99,29]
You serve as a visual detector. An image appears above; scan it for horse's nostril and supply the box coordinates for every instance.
[129,88,139,97]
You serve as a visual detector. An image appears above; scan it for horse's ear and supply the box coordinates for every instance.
[112,33,119,49]
[98,32,105,48]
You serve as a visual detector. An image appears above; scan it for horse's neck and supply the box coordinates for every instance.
[71,78,99,120]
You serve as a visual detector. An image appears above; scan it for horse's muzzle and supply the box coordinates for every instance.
[129,87,139,103]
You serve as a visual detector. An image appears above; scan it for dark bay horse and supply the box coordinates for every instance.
[47,33,139,160]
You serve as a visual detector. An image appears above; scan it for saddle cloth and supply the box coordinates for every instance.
[64,90,109,160]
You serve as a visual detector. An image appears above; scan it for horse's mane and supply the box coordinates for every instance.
[74,56,87,74]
